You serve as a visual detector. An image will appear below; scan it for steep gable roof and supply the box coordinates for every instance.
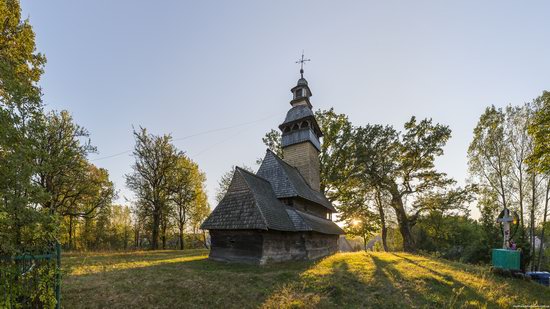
[201,165,343,235]
[201,167,295,232]
[256,150,336,212]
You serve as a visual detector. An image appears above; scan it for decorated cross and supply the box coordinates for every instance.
[497,208,515,249]
[296,51,311,78]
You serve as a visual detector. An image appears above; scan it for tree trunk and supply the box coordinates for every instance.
[135,227,139,248]
[179,228,184,250]
[202,230,208,249]
[519,168,524,230]
[391,193,415,252]
[537,178,549,271]
[151,210,160,250]
[530,174,537,271]
[68,215,74,250]
[161,212,168,250]
[375,189,388,252]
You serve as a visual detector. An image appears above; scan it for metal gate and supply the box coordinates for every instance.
[0,242,61,308]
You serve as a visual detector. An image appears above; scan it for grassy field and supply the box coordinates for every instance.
[62,249,549,308]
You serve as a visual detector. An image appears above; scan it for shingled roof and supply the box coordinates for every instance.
[286,208,344,235]
[256,150,336,212]
[201,168,295,231]
[278,105,322,137]
[201,167,343,234]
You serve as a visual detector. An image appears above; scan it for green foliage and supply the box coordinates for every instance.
[315,108,357,202]
[170,154,209,250]
[0,0,46,107]
[413,212,484,263]
[468,101,549,270]
[468,106,512,210]
[0,2,59,304]
[340,205,379,249]
[261,129,283,158]
[1,259,57,308]
[354,117,465,252]
[126,128,180,250]
[77,205,133,251]
[126,127,210,250]
[0,0,53,255]
[528,91,550,174]
[263,110,471,253]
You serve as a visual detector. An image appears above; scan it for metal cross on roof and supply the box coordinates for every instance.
[296,51,310,78]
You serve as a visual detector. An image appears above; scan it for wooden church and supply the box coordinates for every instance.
[201,66,344,264]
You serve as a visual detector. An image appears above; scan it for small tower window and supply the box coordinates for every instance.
[283,126,291,133]
[292,124,299,131]
[300,121,309,129]
[295,89,303,98]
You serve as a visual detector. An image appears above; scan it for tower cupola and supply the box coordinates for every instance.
[290,54,313,108]
[278,53,323,191]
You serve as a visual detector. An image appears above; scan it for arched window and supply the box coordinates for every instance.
[292,124,299,131]
[283,126,291,133]
[300,121,309,129]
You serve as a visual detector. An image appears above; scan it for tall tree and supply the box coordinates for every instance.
[0,0,49,254]
[64,164,115,249]
[527,92,550,270]
[528,91,550,174]
[316,109,357,202]
[506,105,532,229]
[0,0,45,107]
[126,128,179,250]
[537,178,550,270]
[170,154,207,250]
[31,110,115,249]
[468,106,512,214]
[354,118,462,252]
[33,110,98,211]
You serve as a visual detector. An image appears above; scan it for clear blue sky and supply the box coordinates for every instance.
[21,1,550,217]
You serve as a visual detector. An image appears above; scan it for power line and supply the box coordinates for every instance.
[90,112,279,162]
[192,127,250,157]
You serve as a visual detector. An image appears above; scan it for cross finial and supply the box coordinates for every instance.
[295,50,310,78]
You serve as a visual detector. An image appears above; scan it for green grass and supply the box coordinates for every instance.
[61,250,549,308]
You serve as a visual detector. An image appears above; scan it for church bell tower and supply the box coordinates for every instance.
[278,54,323,191]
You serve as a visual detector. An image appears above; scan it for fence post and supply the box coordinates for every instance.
[55,242,61,309]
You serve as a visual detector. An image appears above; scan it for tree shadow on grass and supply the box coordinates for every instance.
[382,253,500,308]
[261,256,369,308]
[391,252,550,307]
[262,253,421,308]
[369,254,438,307]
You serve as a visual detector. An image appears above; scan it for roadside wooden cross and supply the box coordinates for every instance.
[497,208,514,249]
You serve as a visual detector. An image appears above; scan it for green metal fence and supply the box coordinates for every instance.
[0,243,61,308]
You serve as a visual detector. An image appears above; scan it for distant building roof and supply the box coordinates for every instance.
[256,150,336,212]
